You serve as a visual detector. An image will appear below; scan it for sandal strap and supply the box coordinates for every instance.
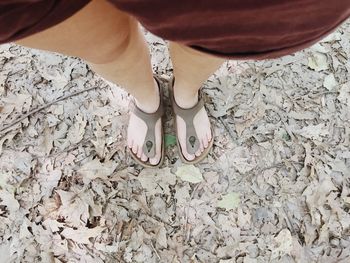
[130,76,164,158]
[171,77,204,155]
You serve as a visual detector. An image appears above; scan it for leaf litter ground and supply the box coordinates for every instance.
[0,21,350,263]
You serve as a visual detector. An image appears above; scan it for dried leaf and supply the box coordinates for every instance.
[295,123,329,141]
[37,169,62,197]
[66,112,87,144]
[56,189,90,227]
[61,226,105,244]
[138,167,176,195]
[271,229,293,259]
[0,190,20,214]
[78,158,117,184]
[323,74,338,90]
[175,165,203,183]
[217,192,240,210]
[307,52,328,71]
[156,225,167,248]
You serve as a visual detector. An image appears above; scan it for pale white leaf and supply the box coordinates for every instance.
[61,226,105,244]
[307,53,328,71]
[175,165,203,183]
[174,183,191,205]
[56,190,89,227]
[295,123,329,141]
[271,229,293,259]
[0,190,20,213]
[217,192,240,210]
[323,74,338,90]
[94,243,119,253]
[156,225,167,248]
[66,112,87,144]
[36,169,61,198]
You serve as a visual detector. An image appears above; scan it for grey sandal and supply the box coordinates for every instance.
[170,77,214,164]
[128,76,164,168]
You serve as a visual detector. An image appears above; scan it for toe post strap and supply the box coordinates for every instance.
[172,90,205,155]
[130,76,164,159]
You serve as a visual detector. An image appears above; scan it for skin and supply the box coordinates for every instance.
[16,0,225,164]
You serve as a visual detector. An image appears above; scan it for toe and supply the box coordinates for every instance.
[203,138,209,149]
[141,153,148,162]
[185,153,195,161]
[137,146,143,158]
[127,139,133,148]
[199,141,204,152]
[195,149,201,157]
[207,132,212,142]
[150,153,161,165]
[200,142,205,152]
[149,158,157,165]
[132,144,138,154]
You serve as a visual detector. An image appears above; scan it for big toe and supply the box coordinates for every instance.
[184,152,195,161]
[141,153,148,162]
[149,152,161,165]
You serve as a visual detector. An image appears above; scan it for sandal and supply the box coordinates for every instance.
[170,77,214,164]
[128,76,165,168]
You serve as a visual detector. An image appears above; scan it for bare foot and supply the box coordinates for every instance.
[127,79,162,165]
[173,85,212,161]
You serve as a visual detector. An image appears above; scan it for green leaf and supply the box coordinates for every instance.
[217,192,240,210]
[282,132,291,141]
[165,134,177,147]
[175,165,203,183]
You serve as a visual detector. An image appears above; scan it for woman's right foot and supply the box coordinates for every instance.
[127,78,163,165]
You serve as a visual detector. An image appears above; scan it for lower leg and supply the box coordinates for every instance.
[169,42,225,160]
[169,42,225,108]
[89,24,159,113]
[88,21,162,164]
[16,0,161,164]
[17,0,158,113]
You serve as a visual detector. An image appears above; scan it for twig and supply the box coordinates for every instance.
[0,85,100,136]
[218,116,236,142]
[150,242,161,260]
[184,183,201,242]
[283,206,296,235]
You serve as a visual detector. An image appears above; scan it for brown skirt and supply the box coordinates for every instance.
[1,0,350,60]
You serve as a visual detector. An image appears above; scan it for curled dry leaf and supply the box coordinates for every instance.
[77,158,117,184]
[138,167,176,195]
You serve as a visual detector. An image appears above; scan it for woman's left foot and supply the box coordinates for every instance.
[173,83,212,162]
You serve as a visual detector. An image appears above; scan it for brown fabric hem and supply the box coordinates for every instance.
[190,16,350,60]
[0,0,90,44]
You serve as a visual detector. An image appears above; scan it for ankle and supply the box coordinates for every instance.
[173,84,199,109]
[135,78,160,113]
